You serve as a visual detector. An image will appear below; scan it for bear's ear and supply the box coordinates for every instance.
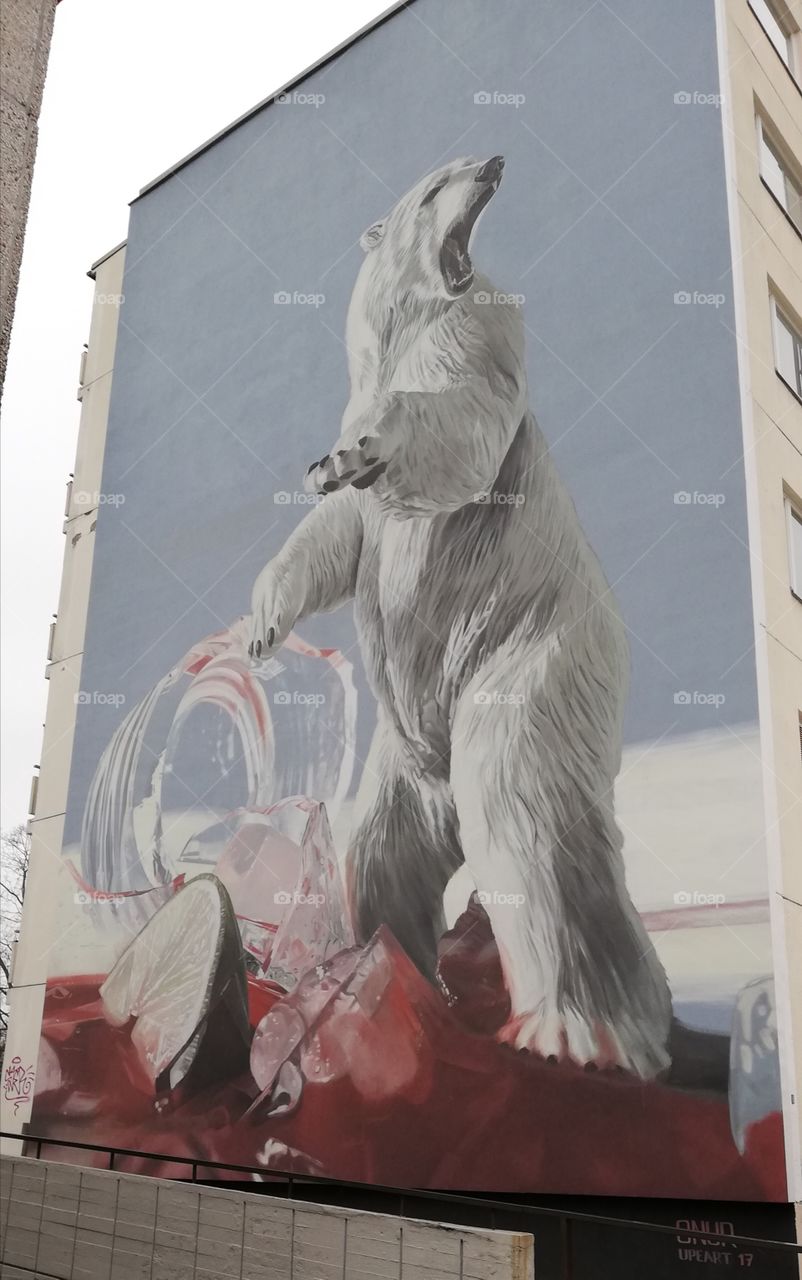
[360,219,386,253]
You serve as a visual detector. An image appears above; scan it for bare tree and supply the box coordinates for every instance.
[1,824,30,1059]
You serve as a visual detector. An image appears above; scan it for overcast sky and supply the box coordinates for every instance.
[0,0,391,828]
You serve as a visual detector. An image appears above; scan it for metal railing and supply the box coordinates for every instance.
[2,1127,800,1276]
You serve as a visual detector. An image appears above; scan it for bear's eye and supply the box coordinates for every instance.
[420,179,448,207]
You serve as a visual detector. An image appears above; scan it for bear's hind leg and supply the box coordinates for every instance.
[346,724,463,981]
[450,652,672,1080]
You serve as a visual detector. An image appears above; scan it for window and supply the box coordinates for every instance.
[785,497,802,599]
[757,117,802,233]
[772,297,802,399]
[750,0,799,73]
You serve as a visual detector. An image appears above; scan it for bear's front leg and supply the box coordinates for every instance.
[450,647,672,1080]
[249,487,363,657]
[249,555,307,657]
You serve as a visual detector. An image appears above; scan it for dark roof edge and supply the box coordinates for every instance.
[134,0,413,202]
[87,240,128,279]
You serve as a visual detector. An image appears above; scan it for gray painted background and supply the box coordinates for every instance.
[66,0,753,841]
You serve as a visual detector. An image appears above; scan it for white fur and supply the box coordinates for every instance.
[250,159,672,1078]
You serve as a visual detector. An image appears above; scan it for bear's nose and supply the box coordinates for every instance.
[475,155,504,183]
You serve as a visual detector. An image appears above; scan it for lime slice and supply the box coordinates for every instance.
[100,874,249,1094]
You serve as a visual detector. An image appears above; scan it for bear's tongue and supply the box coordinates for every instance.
[441,232,472,294]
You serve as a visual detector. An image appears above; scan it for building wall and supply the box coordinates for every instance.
[3,0,796,1218]
[718,0,802,1198]
[0,247,125,1131]
[0,0,58,394]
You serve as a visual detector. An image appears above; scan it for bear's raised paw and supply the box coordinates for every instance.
[304,436,387,497]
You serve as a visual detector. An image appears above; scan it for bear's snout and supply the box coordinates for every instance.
[475,155,504,184]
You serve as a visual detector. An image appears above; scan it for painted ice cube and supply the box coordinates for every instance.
[729,975,781,1154]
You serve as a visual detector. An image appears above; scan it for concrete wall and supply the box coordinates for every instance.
[0,1154,534,1280]
[0,0,58,395]
[0,247,125,1137]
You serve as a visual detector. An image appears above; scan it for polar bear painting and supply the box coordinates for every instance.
[249,155,673,1079]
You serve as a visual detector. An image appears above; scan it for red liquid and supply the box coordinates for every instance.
[30,961,785,1199]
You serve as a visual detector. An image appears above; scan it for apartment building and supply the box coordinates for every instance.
[3,2,802,1274]
[721,0,802,1222]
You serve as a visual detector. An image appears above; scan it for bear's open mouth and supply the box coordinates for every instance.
[440,176,501,296]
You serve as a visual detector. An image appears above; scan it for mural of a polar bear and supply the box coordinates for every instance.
[249,155,672,1078]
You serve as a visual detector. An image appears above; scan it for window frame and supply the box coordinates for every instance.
[784,494,802,601]
[748,0,802,87]
[771,295,802,402]
[756,114,802,238]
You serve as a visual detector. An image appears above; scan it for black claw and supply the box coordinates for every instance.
[336,449,347,457]
[248,643,253,658]
[358,435,368,447]
[266,627,275,647]
[306,461,317,475]
[255,640,262,658]
[319,454,330,467]
[351,461,388,490]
